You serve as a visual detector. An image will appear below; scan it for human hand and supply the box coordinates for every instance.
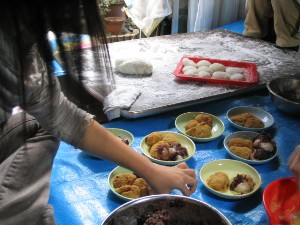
[288,145,300,190]
[146,162,197,196]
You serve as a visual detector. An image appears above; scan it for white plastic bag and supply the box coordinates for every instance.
[124,0,172,37]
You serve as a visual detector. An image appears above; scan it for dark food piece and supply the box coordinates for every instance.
[140,209,198,225]
[156,143,188,161]
[118,136,130,145]
[229,174,255,194]
[174,144,189,159]
[251,132,276,160]
[251,148,274,160]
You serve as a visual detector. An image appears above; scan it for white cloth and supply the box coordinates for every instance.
[124,0,172,37]
[103,87,141,120]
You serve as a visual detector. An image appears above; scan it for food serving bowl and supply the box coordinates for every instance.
[107,128,134,146]
[140,131,196,166]
[267,77,300,116]
[223,131,277,165]
[101,194,232,225]
[108,166,153,202]
[226,106,274,131]
[263,177,300,225]
[175,112,225,142]
[85,128,134,158]
[200,159,261,199]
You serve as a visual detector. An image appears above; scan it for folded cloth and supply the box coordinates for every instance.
[103,87,141,120]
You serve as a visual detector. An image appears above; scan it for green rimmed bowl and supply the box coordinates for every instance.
[175,112,225,142]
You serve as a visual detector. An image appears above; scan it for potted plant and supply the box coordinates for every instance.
[98,0,111,17]
[98,0,126,35]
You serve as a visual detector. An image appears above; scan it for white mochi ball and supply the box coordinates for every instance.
[230,73,246,81]
[196,60,211,67]
[197,71,211,78]
[210,63,226,72]
[197,66,213,74]
[183,68,198,76]
[182,65,197,73]
[226,67,245,75]
[182,58,197,67]
[212,71,230,79]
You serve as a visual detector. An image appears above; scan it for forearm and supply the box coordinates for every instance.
[79,119,157,179]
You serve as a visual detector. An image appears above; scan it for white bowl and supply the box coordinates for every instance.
[140,131,196,166]
[175,112,225,142]
[223,131,277,165]
[108,166,153,202]
[86,128,134,158]
[226,106,274,131]
[107,128,134,146]
[200,159,261,199]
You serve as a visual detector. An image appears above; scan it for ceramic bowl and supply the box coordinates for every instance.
[175,112,225,142]
[226,106,274,131]
[200,159,261,199]
[223,131,277,165]
[86,128,134,158]
[108,166,153,202]
[107,128,134,146]
[140,131,195,165]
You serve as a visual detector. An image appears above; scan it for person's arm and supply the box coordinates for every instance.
[288,145,300,189]
[23,45,197,196]
[79,119,197,196]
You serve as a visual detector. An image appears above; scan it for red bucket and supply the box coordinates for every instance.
[263,177,300,225]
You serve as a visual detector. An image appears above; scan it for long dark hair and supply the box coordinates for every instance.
[1,0,114,140]
[4,0,114,118]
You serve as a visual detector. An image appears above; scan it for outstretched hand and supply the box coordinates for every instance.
[288,145,300,190]
[146,162,197,196]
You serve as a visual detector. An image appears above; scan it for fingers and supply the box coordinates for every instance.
[186,180,197,194]
[288,145,300,165]
[180,179,198,196]
[288,146,300,190]
[184,168,197,179]
[176,162,189,169]
[181,186,192,196]
[175,163,196,178]
[289,146,300,174]
[176,163,198,196]
[152,163,198,196]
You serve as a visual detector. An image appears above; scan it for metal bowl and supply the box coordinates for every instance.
[267,78,300,116]
[101,194,232,225]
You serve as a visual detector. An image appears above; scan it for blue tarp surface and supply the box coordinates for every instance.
[49,93,300,225]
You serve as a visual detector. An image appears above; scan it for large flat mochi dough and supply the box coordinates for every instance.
[115,58,153,75]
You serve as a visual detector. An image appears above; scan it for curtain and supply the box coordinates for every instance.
[188,0,246,32]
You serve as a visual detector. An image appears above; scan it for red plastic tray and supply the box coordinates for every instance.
[173,56,258,86]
